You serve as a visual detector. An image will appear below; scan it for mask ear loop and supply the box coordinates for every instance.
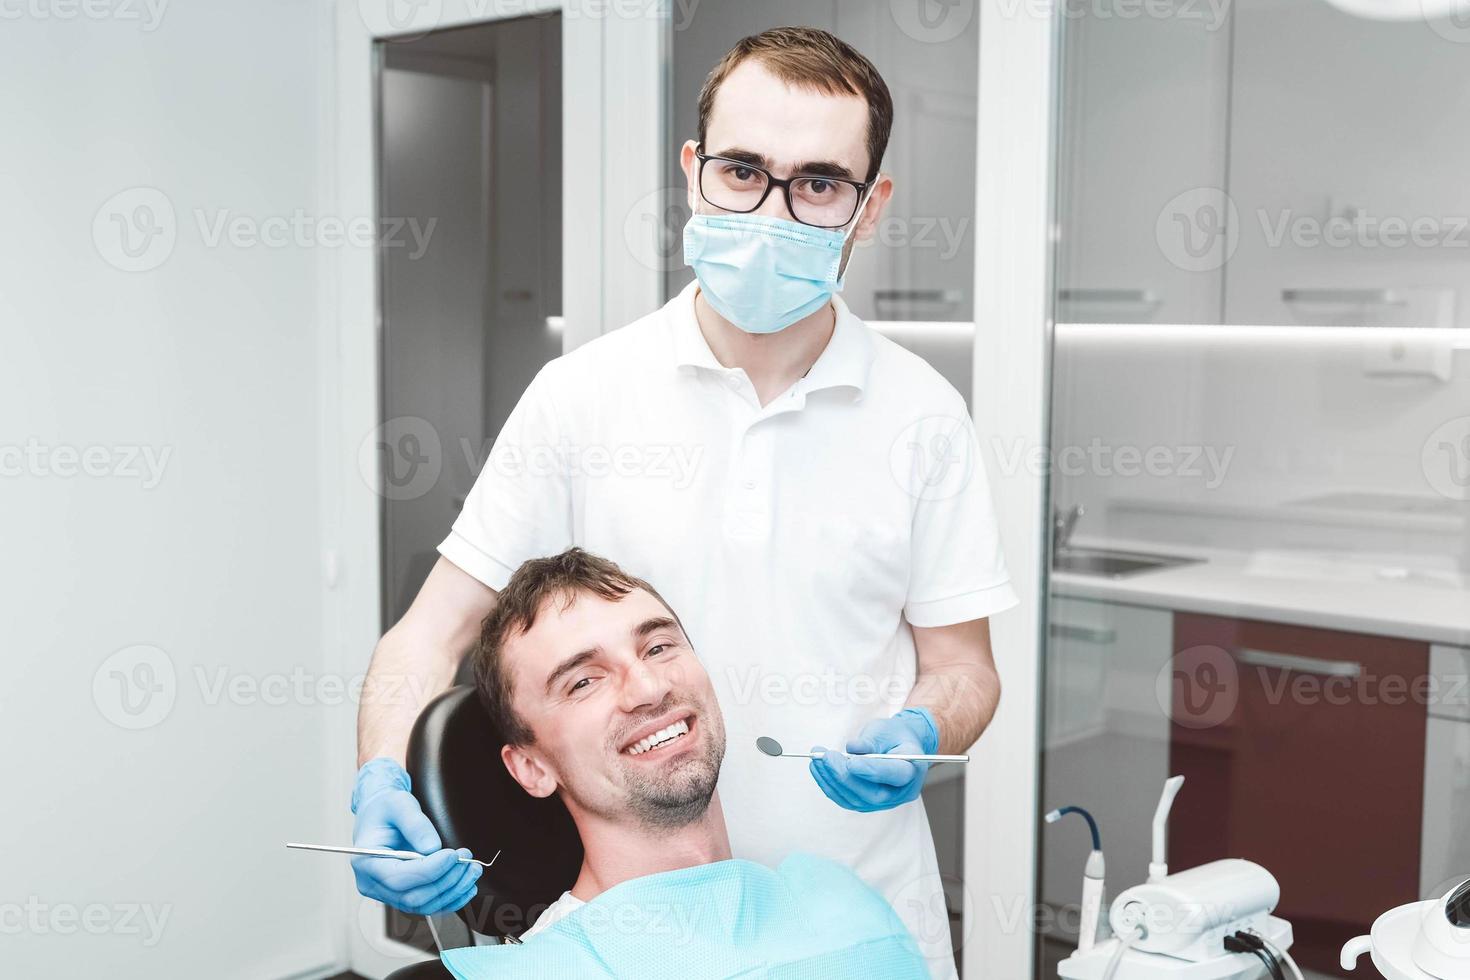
[836,178,877,281]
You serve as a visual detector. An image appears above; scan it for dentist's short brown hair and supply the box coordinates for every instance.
[697,26,894,182]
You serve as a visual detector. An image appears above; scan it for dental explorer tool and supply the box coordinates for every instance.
[286,842,500,869]
[756,736,969,763]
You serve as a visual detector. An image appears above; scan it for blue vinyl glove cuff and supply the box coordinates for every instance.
[808,706,942,813]
[352,757,412,814]
[896,706,941,756]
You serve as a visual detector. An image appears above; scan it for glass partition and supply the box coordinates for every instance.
[1041,2,1470,977]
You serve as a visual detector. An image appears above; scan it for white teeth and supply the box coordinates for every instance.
[625,718,690,756]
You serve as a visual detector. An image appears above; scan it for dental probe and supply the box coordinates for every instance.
[286,842,500,869]
[756,736,968,763]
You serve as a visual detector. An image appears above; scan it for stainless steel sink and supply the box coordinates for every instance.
[1053,547,1201,578]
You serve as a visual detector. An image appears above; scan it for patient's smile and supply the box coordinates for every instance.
[621,714,696,758]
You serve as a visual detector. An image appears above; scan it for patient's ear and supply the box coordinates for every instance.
[501,742,557,798]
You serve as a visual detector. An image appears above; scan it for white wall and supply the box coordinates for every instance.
[0,5,341,978]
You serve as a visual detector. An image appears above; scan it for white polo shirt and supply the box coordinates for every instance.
[440,280,1017,979]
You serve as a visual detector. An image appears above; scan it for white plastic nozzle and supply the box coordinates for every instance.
[1148,775,1185,883]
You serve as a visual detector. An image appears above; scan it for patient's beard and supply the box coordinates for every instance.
[623,720,726,831]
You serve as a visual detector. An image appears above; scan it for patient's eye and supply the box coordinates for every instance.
[646,643,672,658]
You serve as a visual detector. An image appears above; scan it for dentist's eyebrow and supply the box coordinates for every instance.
[545,647,600,695]
[711,147,857,181]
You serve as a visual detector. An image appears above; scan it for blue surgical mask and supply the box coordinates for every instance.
[682,203,867,334]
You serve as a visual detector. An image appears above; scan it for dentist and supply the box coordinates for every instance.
[352,27,1016,978]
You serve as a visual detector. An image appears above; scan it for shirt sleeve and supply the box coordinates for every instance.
[437,364,574,591]
[903,409,1020,628]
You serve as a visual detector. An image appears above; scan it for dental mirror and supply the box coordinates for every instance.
[755,736,969,763]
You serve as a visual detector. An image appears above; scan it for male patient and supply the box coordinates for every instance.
[439,547,928,980]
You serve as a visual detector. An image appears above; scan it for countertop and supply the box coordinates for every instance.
[1051,540,1470,648]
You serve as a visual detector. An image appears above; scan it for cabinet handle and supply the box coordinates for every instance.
[1236,647,1362,678]
[1049,623,1117,644]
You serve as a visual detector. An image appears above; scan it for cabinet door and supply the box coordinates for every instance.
[1170,613,1428,975]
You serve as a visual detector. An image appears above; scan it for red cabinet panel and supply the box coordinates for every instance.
[1170,613,1429,975]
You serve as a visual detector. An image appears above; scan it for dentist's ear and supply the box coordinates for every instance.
[501,742,558,799]
[850,173,893,245]
[680,140,702,212]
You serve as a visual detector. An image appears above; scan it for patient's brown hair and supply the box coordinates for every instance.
[473,548,680,747]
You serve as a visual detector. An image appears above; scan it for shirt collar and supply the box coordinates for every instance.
[669,280,875,396]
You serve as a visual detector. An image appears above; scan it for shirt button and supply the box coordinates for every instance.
[743,480,756,490]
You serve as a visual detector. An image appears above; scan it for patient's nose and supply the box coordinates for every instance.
[619,658,671,712]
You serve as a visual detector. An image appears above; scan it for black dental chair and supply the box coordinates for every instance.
[384,686,583,980]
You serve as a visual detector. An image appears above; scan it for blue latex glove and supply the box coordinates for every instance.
[809,707,940,813]
[351,758,481,914]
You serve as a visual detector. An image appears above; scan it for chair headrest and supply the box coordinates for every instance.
[406,685,583,939]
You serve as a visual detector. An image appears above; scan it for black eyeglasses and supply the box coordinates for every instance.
[694,145,872,229]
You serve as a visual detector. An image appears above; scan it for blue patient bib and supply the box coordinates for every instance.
[440,853,930,979]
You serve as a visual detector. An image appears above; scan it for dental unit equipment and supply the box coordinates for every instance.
[1342,875,1470,979]
[1055,776,1300,980]
[1046,804,1106,954]
[755,736,969,763]
[286,842,500,869]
